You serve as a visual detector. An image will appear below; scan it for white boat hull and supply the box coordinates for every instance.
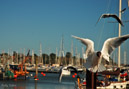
[62,69,71,75]
[76,81,129,89]
[97,81,128,89]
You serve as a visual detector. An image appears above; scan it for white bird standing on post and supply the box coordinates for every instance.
[72,34,129,72]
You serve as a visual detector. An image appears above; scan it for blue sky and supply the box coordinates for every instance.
[0,0,129,64]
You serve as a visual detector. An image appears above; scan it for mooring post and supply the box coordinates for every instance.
[35,57,38,79]
[86,69,97,89]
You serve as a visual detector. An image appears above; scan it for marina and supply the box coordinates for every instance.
[0,72,78,89]
[1,0,129,89]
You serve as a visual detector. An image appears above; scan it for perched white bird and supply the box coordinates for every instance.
[96,13,124,26]
[72,34,129,72]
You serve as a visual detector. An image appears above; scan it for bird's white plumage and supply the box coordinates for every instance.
[59,66,70,82]
[72,34,129,72]
[71,35,94,59]
[101,34,129,61]
[59,66,77,82]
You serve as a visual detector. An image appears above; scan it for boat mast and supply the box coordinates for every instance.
[55,47,58,64]
[118,0,122,67]
[59,35,65,65]
[124,51,126,65]
[32,49,34,65]
[71,40,73,65]
[40,43,43,64]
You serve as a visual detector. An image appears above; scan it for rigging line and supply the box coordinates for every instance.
[123,42,127,53]
[123,41,127,65]
[116,1,119,14]
[122,23,127,35]
[122,15,129,35]
[96,0,111,50]
[113,22,118,37]
[122,23,127,54]
[96,19,106,51]
[106,0,111,13]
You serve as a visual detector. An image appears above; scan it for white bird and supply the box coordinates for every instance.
[59,66,77,82]
[96,13,124,26]
[72,34,129,72]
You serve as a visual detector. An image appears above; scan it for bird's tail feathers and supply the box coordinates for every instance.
[83,61,98,72]
[83,62,106,73]
[97,63,106,72]
[102,55,110,62]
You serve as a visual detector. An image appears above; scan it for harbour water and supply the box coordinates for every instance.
[0,72,82,89]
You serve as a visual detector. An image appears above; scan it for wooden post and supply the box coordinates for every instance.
[35,57,38,79]
[35,80,37,89]
[86,69,97,89]
[94,72,97,89]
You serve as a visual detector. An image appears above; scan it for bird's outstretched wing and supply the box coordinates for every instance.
[59,66,63,82]
[110,14,124,26]
[96,13,124,26]
[96,14,105,25]
[67,66,78,73]
[72,35,94,58]
[101,34,129,61]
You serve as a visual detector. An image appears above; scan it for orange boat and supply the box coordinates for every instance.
[14,50,30,77]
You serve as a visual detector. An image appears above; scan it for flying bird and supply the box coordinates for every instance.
[72,34,129,72]
[121,8,126,13]
[59,66,78,82]
[96,13,124,26]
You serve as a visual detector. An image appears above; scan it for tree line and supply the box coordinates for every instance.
[0,51,84,66]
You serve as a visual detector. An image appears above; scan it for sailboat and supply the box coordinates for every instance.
[97,0,129,88]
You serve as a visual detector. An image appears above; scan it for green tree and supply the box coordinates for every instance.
[50,53,56,65]
[42,54,49,64]
[65,52,72,65]
[13,51,18,63]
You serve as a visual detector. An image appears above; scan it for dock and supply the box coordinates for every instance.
[0,72,8,80]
